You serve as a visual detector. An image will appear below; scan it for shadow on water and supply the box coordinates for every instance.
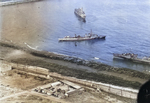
[113,58,150,73]
[85,38,105,44]
[74,14,86,23]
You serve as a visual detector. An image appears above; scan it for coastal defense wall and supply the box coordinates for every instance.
[0,0,41,6]
[8,62,138,99]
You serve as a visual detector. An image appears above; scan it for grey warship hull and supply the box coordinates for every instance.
[59,30,106,41]
[74,8,86,20]
[59,35,105,41]
[113,53,150,64]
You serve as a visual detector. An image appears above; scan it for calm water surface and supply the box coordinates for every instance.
[1,0,150,73]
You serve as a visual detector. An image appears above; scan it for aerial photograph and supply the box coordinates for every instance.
[0,0,150,103]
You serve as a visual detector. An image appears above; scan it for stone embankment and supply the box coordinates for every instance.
[0,0,41,6]
[1,41,150,82]
[9,61,138,99]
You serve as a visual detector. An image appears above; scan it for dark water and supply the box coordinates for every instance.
[1,0,150,73]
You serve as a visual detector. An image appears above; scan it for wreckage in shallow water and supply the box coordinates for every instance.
[113,53,150,64]
[113,53,138,59]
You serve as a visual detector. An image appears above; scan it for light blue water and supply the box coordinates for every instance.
[1,0,150,73]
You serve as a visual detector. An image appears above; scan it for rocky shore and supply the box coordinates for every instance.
[0,41,149,90]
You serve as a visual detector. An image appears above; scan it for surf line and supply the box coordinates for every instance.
[24,42,38,50]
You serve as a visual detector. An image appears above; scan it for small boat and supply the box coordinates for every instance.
[113,53,150,64]
[74,8,86,20]
[58,30,106,41]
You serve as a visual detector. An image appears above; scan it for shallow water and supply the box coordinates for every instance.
[1,0,150,73]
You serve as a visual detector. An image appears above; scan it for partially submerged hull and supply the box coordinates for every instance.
[113,53,150,64]
[113,53,138,59]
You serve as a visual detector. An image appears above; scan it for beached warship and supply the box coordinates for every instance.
[113,53,150,64]
[58,30,106,41]
[74,8,86,20]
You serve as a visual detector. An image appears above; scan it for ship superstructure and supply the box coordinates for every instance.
[74,8,86,19]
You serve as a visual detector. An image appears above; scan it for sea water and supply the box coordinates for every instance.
[1,0,150,72]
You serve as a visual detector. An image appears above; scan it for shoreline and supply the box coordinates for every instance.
[1,41,150,79]
[0,41,150,90]
[0,0,41,6]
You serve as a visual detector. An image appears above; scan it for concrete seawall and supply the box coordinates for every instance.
[0,0,41,6]
[9,61,138,99]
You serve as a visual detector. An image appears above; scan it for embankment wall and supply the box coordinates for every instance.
[10,62,138,99]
